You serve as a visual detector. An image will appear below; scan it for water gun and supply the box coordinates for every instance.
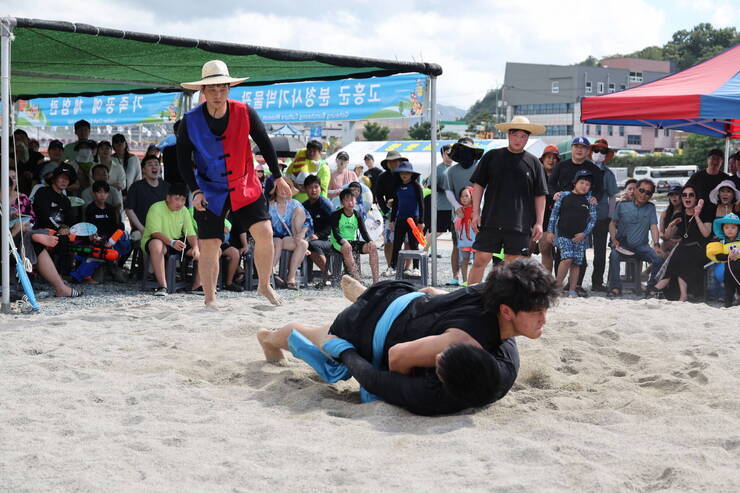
[406,218,427,248]
[106,229,124,247]
[69,245,119,261]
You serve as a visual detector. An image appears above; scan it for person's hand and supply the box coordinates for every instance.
[589,196,598,206]
[573,232,585,243]
[553,192,562,202]
[387,198,394,206]
[531,223,543,242]
[694,198,704,216]
[239,245,249,256]
[192,190,207,212]
[310,234,318,241]
[190,247,200,261]
[729,248,739,261]
[611,238,620,249]
[273,177,292,198]
[472,210,481,233]
[653,243,662,254]
[173,239,186,251]
[455,207,464,218]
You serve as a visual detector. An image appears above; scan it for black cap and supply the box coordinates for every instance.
[48,139,64,150]
[572,169,594,184]
[337,151,349,161]
[363,153,374,161]
[51,164,77,185]
[667,185,682,195]
[708,148,724,158]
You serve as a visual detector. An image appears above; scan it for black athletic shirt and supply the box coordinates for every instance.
[176,104,282,193]
[32,186,71,229]
[373,171,398,215]
[548,159,604,200]
[339,338,520,416]
[470,147,548,233]
[84,202,122,237]
[685,169,730,203]
[557,193,591,238]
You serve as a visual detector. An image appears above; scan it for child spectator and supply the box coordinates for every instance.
[707,213,740,307]
[96,140,127,196]
[454,186,477,285]
[329,189,380,285]
[81,164,123,212]
[547,170,597,297]
[141,183,199,296]
[32,164,75,230]
[389,161,424,277]
[302,174,336,279]
[125,155,170,240]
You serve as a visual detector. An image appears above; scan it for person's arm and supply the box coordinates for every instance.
[318,164,331,198]
[415,182,425,225]
[238,232,249,255]
[658,210,668,237]
[390,187,399,221]
[547,195,562,236]
[547,163,560,197]
[329,211,345,246]
[532,194,545,242]
[374,175,389,215]
[247,106,281,179]
[176,119,200,193]
[650,224,661,252]
[609,219,619,248]
[583,201,598,237]
[471,183,485,232]
[126,209,145,233]
[387,329,483,376]
[355,211,371,243]
[446,190,461,211]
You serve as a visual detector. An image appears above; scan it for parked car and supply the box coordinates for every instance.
[615,149,638,158]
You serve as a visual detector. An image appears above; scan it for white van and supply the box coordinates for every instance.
[633,165,698,192]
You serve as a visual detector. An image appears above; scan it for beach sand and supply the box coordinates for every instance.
[1,286,739,491]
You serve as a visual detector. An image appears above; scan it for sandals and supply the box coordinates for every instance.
[273,275,287,289]
[56,287,83,298]
[606,288,622,298]
[285,282,299,291]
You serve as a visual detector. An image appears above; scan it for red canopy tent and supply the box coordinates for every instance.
[581,45,740,145]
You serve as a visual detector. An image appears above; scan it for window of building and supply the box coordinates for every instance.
[551,81,559,94]
[664,128,669,137]
[585,81,592,94]
[627,135,641,145]
[585,125,590,135]
[608,125,613,136]
[654,128,659,138]
[619,126,625,136]
[620,84,626,91]
[596,125,602,135]
[512,103,574,115]
[608,83,616,93]
[629,71,643,83]
[597,82,604,94]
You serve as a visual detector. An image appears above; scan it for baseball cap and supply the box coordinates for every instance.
[667,185,682,195]
[337,151,349,161]
[572,169,594,184]
[572,136,591,147]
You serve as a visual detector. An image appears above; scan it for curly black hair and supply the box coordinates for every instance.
[480,258,559,314]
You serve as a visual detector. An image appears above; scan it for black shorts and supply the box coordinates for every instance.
[308,239,333,257]
[194,194,270,241]
[424,210,452,234]
[335,240,369,254]
[472,227,531,256]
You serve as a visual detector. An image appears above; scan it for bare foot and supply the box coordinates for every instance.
[258,285,283,306]
[341,275,366,302]
[257,328,285,362]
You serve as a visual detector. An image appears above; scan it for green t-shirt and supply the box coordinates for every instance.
[330,210,359,251]
[293,162,330,203]
[141,200,197,252]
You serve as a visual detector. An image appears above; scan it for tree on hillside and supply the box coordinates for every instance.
[407,121,444,140]
[684,134,725,166]
[463,88,503,122]
[663,23,739,70]
[362,122,389,141]
[577,56,600,66]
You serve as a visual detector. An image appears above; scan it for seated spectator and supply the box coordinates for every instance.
[69,139,97,195]
[63,119,91,162]
[32,164,75,231]
[287,140,329,202]
[353,163,364,179]
[112,133,142,191]
[607,179,664,297]
[685,149,729,203]
[659,185,684,255]
[125,155,170,240]
[547,170,598,297]
[81,164,123,212]
[328,151,358,199]
[5,167,81,297]
[618,178,637,203]
[188,210,244,293]
[650,185,712,301]
[329,189,380,285]
[302,174,336,279]
[96,140,127,196]
[708,179,740,219]
[14,129,45,194]
[141,184,199,296]
[707,213,740,307]
[29,161,59,203]
[268,179,310,290]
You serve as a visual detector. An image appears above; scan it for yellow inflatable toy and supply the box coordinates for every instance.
[706,241,740,263]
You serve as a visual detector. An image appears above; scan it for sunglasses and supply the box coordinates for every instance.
[592,148,607,154]
[638,188,654,196]
[681,192,695,198]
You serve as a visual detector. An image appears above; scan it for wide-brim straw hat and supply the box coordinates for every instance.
[708,179,740,205]
[181,60,249,91]
[380,150,409,170]
[590,138,615,163]
[494,116,546,136]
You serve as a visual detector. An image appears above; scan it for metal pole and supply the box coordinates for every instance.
[724,133,731,174]
[1,18,14,313]
[429,76,438,286]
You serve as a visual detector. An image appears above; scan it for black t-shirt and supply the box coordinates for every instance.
[373,171,398,215]
[302,196,335,240]
[162,145,182,185]
[470,147,548,233]
[32,186,71,229]
[548,159,604,200]
[364,167,383,189]
[558,193,591,238]
[685,169,730,202]
[85,203,121,238]
[124,179,170,227]
[176,104,281,193]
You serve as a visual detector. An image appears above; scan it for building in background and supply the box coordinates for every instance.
[502,59,677,151]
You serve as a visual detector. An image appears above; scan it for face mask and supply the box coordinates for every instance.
[592,152,605,164]
[77,149,93,163]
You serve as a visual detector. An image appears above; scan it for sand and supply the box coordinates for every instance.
[1,285,739,492]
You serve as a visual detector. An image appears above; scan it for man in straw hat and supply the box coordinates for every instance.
[467,116,548,285]
[177,60,289,306]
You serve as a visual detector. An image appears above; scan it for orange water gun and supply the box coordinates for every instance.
[406,218,427,248]
[69,245,120,261]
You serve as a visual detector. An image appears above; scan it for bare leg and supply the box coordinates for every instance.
[341,274,367,302]
[467,251,492,285]
[383,241,393,266]
[257,322,331,361]
[272,237,283,271]
[451,246,460,280]
[310,251,327,273]
[678,277,688,302]
[198,238,222,306]
[568,264,580,292]
[224,246,239,285]
[283,238,308,285]
[539,236,553,273]
[340,242,360,281]
[148,239,167,288]
[556,258,572,288]
[363,242,379,284]
[35,249,72,296]
[250,220,282,305]
[460,253,470,283]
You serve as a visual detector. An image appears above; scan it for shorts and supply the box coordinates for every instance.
[555,236,586,265]
[334,240,369,254]
[194,194,270,241]
[383,217,394,243]
[145,238,178,255]
[472,227,531,256]
[424,210,452,234]
[308,239,333,257]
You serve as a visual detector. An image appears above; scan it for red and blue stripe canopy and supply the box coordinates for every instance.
[581,44,740,138]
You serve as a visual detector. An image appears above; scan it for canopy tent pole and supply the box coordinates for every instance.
[429,75,438,286]
[725,134,731,174]
[1,18,14,313]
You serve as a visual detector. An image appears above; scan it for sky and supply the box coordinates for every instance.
[3,0,738,110]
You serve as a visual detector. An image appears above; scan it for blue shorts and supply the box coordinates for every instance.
[555,236,587,265]
[383,217,394,243]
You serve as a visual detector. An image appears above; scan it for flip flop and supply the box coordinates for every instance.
[273,275,287,289]
[285,282,299,291]
[56,287,82,297]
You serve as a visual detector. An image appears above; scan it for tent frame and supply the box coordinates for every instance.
[0,16,442,312]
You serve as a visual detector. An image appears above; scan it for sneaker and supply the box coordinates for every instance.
[152,286,167,296]
[403,269,413,277]
[382,267,396,277]
[460,281,469,287]
[565,290,578,298]
[575,286,589,298]
[445,278,460,286]
[410,268,421,277]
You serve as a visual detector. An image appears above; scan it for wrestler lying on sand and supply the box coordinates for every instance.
[258,259,558,416]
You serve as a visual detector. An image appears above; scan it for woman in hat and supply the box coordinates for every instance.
[537,145,560,272]
[328,151,358,198]
[706,213,740,307]
[389,161,425,276]
[177,60,290,306]
[708,179,740,219]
